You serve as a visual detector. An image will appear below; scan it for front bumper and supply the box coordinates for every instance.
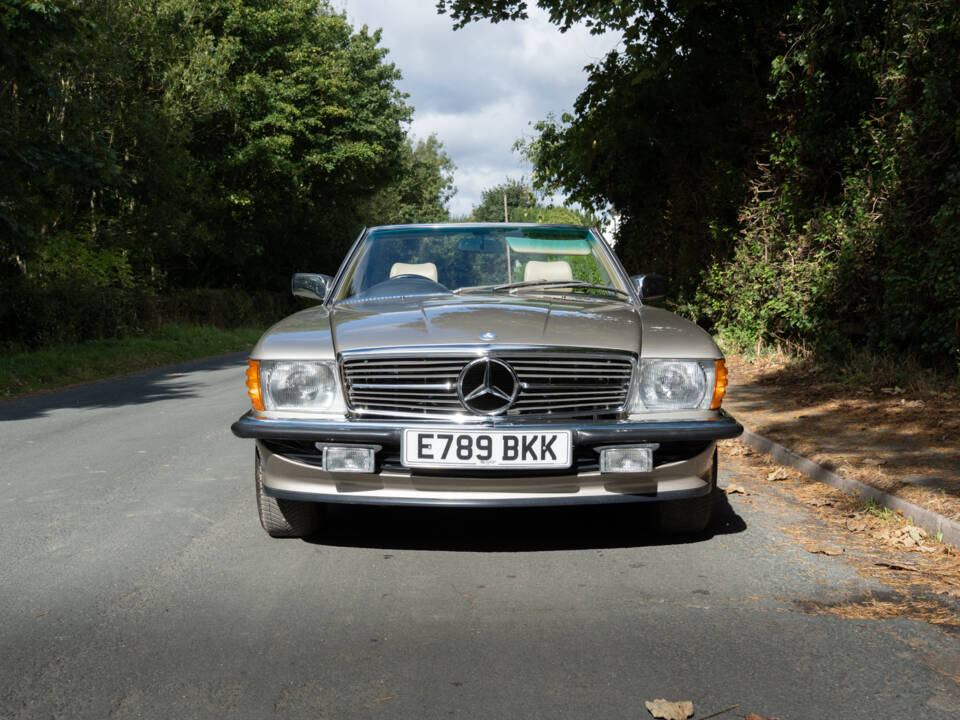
[233,411,742,507]
[231,410,743,445]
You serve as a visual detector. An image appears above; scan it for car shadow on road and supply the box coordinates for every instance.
[0,352,249,422]
[303,490,746,552]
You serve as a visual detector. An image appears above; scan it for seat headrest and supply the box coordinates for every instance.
[389,262,438,283]
[522,260,573,283]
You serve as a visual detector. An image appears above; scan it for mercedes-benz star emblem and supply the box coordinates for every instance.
[458,357,518,415]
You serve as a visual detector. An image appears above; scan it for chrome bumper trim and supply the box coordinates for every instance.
[262,486,704,507]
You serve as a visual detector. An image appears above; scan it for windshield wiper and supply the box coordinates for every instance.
[491,280,631,297]
[453,281,630,297]
[451,284,498,295]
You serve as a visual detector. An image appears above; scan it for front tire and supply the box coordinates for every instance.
[657,449,717,535]
[255,450,321,538]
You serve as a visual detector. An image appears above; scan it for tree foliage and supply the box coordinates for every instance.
[471,178,599,225]
[1,0,455,309]
[442,0,960,370]
[363,134,456,225]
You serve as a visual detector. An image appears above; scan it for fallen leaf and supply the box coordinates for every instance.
[845,517,868,532]
[801,541,843,556]
[644,699,694,720]
[725,484,748,495]
[907,527,922,544]
[860,458,887,466]
[767,468,791,481]
[900,399,925,408]
[805,497,835,507]
[875,560,918,571]
[744,714,779,720]
[918,545,937,553]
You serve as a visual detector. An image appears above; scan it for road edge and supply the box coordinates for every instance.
[0,351,251,404]
[738,425,960,549]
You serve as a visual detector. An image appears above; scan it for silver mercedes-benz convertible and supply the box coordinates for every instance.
[232,223,742,537]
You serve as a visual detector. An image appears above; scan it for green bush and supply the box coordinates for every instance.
[693,0,960,372]
[0,282,294,350]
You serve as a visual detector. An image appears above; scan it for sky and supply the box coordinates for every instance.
[340,0,621,217]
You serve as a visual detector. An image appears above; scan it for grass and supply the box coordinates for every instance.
[0,324,265,398]
[860,497,894,522]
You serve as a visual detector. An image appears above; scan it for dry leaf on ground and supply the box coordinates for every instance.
[805,497,835,507]
[725,484,748,495]
[744,714,779,720]
[767,467,791,481]
[801,541,844,556]
[644,699,694,720]
[845,516,868,532]
[875,561,918,571]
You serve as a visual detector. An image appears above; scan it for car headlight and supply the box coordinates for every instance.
[259,360,343,412]
[630,359,726,412]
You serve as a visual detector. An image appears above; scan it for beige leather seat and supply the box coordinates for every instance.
[389,262,438,283]
[523,260,573,283]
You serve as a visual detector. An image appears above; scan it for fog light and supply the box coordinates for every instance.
[598,445,659,473]
[321,446,375,473]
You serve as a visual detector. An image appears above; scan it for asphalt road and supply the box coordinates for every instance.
[1,355,957,719]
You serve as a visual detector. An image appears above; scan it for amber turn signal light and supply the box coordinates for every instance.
[246,360,264,411]
[710,359,727,410]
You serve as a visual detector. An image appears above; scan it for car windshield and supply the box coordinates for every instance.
[336,226,628,301]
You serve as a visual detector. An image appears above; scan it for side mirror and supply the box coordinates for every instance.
[291,273,332,301]
[631,274,669,301]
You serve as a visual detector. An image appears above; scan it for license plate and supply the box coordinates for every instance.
[401,429,572,469]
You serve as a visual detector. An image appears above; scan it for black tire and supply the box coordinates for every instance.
[658,448,718,535]
[255,450,321,538]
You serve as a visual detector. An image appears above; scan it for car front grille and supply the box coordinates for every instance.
[340,351,635,420]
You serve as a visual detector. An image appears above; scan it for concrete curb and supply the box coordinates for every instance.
[738,426,960,549]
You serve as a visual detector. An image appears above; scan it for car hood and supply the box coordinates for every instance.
[252,295,640,359]
[331,295,641,354]
[251,296,721,360]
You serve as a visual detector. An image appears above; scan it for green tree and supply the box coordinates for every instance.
[440,0,960,370]
[471,178,537,222]
[362,134,456,224]
[157,0,412,286]
[471,178,599,225]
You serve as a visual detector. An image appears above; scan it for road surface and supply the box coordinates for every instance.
[1,355,957,718]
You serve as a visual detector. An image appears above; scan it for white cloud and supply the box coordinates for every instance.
[342,0,620,217]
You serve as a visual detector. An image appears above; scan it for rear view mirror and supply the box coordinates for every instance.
[457,236,502,253]
[291,273,332,301]
[631,274,669,301]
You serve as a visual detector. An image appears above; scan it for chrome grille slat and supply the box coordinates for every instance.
[508,402,622,412]
[515,393,625,402]
[342,351,633,419]
[357,400,464,409]
[352,383,453,393]
[344,368,463,375]
[513,373,628,380]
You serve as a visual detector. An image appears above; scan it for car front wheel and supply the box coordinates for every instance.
[255,450,321,538]
[657,448,717,535]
